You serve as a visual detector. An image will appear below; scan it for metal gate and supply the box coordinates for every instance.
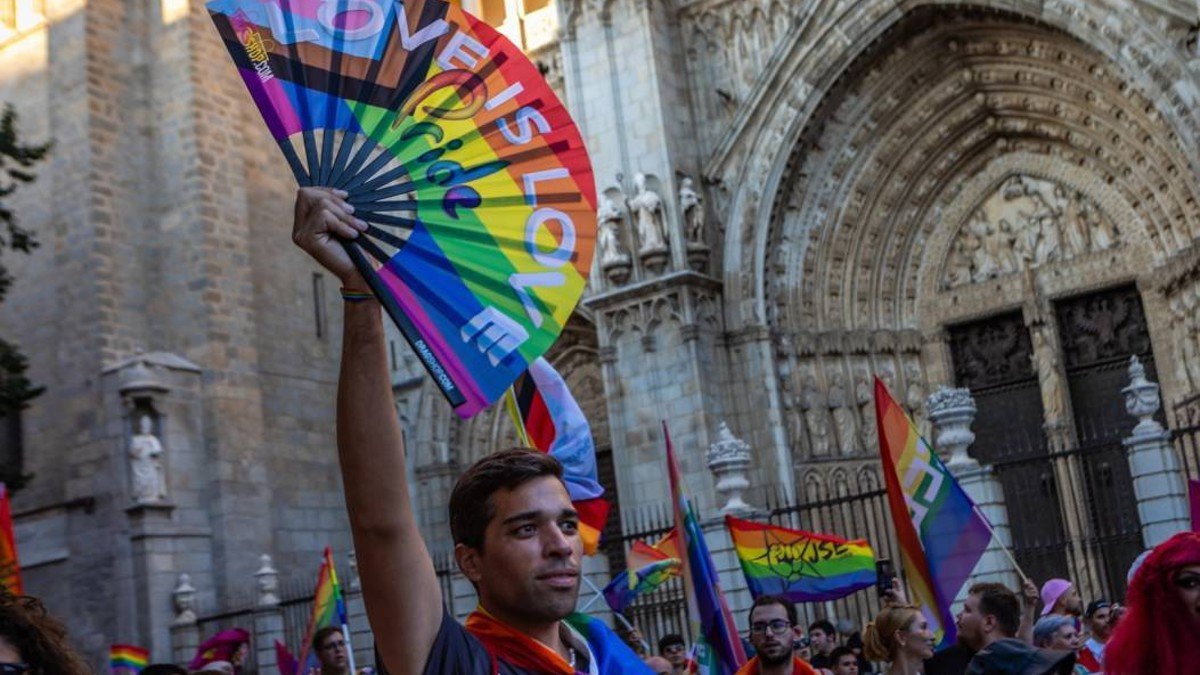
[947,310,1069,587]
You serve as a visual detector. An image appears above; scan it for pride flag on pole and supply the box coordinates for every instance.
[626,529,682,578]
[725,515,877,602]
[293,548,354,674]
[505,357,611,554]
[664,423,746,673]
[0,484,20,595]
[602,558,682,613]
[875,379,992,650]
[109,644,149,673]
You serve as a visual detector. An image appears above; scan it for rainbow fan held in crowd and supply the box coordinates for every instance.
[109,644,149,674]
[206,0,597,418]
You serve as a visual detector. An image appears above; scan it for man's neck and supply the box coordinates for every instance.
[758,656,795,675]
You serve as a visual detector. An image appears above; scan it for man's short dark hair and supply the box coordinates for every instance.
[142,666,187,675]
[448,448,564,550]
[313,625,343,651]
[969,582,1021,637]
[749,594,798,627]
[659,633,685,653]
[809,619,836,636]
[829,646,856,665]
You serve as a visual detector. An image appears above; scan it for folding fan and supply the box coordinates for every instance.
[206,0,596,418]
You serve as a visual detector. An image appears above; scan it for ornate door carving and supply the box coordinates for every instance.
[1054,285,1152,597]
[948,311,1069,586]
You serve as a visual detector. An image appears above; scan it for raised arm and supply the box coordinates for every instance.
[292,187,442,675]
[1017,578,1038,644]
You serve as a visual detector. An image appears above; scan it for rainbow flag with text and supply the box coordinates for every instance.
[726,515,876,602]
[109,644,149,674]
[874,379,992,649]
[0,484,20,595]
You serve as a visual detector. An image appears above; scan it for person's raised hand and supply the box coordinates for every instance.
[292,187,369,286]
[1021,578,1039,609]
[883,577,909,606]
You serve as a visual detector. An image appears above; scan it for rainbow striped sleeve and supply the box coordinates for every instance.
[109,644,149,673]
[726,515,877,602]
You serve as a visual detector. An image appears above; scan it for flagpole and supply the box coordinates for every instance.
[969,503,1031,586]
[340,624,357,674]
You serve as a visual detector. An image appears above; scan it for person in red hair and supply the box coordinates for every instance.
[1105,531,1200,675]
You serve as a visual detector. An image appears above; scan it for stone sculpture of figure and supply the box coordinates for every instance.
[596,195,630,266]
[629,173,667,254]
[800,374,832,456]
[905,363,927,428]
[827,372,858,456]
[129,414,167,503]
[1030,326,1066,426]
[1084,201,1119,251]
[679,177,705,245]
[854,367,877,449]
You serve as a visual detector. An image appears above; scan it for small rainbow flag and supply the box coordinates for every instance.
[109,644,149,673]
[602,558,682,613]
[725,515,876,602]
[0,483,21,595]
[505,357,610,554]
[626,529,681,580]
[293,547,349,674]
[875,379,992,650]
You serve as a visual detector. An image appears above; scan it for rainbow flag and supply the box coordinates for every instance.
[0,484,20,595]
[293,548,350,674]
[109,644,149,673]
[664,423,746,673]
[505,357,610,554]
[725,515,877,601]
[602,558,682,613]
[626,529,681,577]
[875,379,992,650]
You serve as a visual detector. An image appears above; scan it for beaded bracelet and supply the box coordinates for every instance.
[340,288,375,303]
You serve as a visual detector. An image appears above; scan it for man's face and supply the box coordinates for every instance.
[749,603,798,667]
[660,642,687,668]
[832,653,859,675]
[1058,585,1083,616]
[1086,606,1114,641]
[317,633,349,671]
[458,476,582,628]
[809,628,835,654]
[955,593,987,652]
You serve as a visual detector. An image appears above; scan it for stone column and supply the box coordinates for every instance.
[170,574,200,667]
[927,387,1018,591]
[1122,357,1191,547]
[252,555,284,675]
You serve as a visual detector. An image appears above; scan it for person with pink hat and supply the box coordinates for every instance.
[1040,579,1083,618]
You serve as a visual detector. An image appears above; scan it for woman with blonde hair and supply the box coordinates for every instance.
[862,603,935,675]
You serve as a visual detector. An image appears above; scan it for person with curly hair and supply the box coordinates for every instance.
[1104,531,1200,675]
[0,592,88,675]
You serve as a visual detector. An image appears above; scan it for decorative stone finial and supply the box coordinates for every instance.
[118,358,169,397]
[707,421,754,515]
[172,573,197,626]
[1123,356,1163,436]
[255,554,280,607]
[348,549,361,592]
[927,386,978,468]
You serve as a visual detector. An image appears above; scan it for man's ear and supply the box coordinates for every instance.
[455,542,484,584]
[982,613,998,634]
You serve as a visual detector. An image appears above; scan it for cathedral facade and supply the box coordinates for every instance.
[2,0,1200,667]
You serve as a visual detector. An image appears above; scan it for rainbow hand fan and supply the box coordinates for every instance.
[207,0,596,418]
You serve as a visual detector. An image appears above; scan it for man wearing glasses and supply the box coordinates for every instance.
[735,596,820,675]
[311,627,351,675]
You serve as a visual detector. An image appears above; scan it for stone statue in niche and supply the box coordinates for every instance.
[827,372,858,456]
[1030,325,1066,426]
[1173,287,1200,394]
[629,173,668,255]
[854,367,877,449]
[800,374,832,456]
[679,177,705,245]
[904,363,927,428]
[129,414,167,504]
[943,174,1120,288]
[597,196,629,265]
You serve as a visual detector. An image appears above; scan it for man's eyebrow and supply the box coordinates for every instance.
[500,507,579,526]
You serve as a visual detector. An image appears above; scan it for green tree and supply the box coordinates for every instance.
[0,104,50,491]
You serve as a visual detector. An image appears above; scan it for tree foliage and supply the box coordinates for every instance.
[0,104,51,491]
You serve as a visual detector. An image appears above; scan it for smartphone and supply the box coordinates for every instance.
[876,558,896,599]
